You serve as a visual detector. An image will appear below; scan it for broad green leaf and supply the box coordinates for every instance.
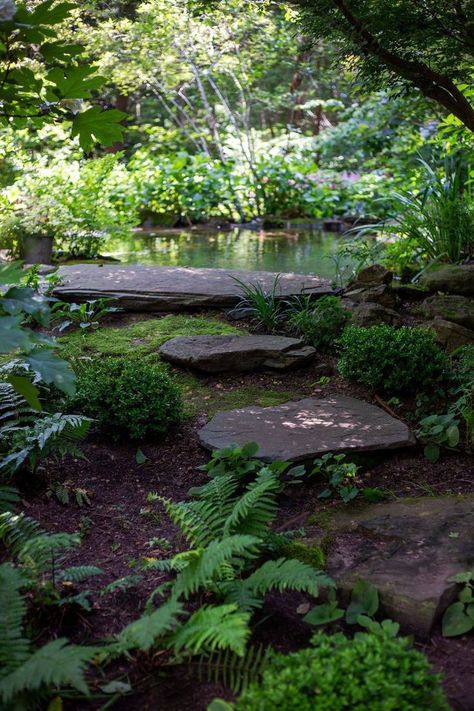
[0,261,24,288]
[71,108,126,151]
[303,600,344,626]
[442,601,474,637]
[208,701,234,711]
[47,66,104,99]
[7,376,42,410]
[424,442,440,463]
[345,579,379,624]
[25,349,76,396]
[135,448,148,465]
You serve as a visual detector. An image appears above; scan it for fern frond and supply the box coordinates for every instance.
[171,604,250,657]
[173,535,260,600]
[0,512,80,576]
[0,563,30,676]
[113,597,183,653]
[56,566,103,583]
[223,559,333,613]
[159,498,204,546]
[223,470,280,539]
[0,486,19,513]
[0,638,97,703]
[197,644,272,694]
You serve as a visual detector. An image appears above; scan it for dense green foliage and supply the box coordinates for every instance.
[71,357,183,440]
[337,325,447,393]
[288,295,350,350]
[236,632,449,711]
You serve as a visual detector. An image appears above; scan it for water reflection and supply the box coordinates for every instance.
[102,227,347,279]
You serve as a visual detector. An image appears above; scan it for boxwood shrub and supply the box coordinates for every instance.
[337,324,447,393]
[236,632,449,711]
[72,357,183,440]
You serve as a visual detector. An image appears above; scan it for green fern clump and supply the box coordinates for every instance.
[145,444,332,615]
[0,563,98,710]
[0,511,102,609]
[0,382,91,477]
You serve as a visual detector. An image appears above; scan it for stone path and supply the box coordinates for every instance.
[323,495,474,635]
[198,395,415,461]
[159,335,315,372]
[54,264,332,311]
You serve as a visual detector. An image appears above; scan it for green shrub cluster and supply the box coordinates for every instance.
[71,357,183,440]
[337,325,447,393]
[288,295,350,351]
[236,632,449,711]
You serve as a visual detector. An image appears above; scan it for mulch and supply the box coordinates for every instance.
[7,326,474,711]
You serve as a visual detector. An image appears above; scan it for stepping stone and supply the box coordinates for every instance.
[198,395,415,461]
[322,496,474,635]
[159,335,316,373]
[54,265,332,312]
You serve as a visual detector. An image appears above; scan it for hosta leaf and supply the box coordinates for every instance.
[442,601,474,637]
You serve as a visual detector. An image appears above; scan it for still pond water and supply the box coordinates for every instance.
[102,228,347,280]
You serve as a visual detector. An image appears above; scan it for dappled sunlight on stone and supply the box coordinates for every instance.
[199,395,415,462]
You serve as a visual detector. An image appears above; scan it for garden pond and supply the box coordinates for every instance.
[101,227,350,280]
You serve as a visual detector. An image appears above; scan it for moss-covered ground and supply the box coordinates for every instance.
[58,314,304,417]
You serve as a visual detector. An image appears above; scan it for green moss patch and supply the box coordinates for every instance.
[58,315,302,418]
[58,314,244,361]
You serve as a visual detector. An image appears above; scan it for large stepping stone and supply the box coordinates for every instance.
[159,335,316,373]
[198,395,415,461]
[54,265,332,312]
[323,496,474,635]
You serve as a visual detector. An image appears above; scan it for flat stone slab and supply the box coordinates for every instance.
[198,395,415,461]
[54,265,332,312]
[159,335,316,373]
[324,496,474,635]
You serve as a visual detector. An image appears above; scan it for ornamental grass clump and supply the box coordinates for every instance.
[337,324,447,393]
[236,632,449,711]
[71,357,183,440]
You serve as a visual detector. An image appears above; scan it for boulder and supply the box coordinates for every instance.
[323,496,474,635]
[343,301,402,327]
[418,294,474,330]
[348,264,393,287]
[428,318,474,351]
[420,264,474,296]
[159,335,316,373]
[344,283,396,308]
[198,395,415,462]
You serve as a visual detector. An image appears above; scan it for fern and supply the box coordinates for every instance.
[0,512,102,610]
[0,485,19,513]
[172,604,251,657]
[113,597,183,653]
[222,469,280,538]
[222,559,334,613]
[1,412,91,476]
[172,535,260,599]
[56,566,103,583]
[0,564,30,675]
[197,644,272,694]
[0,563,96,708]
[0,638,98,704]
[0,511,80,577]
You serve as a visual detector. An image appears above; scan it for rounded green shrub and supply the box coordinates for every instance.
[236,632,449,711]
[72,357,183,440]
[337,324,447,393]
[288,295,350,351]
